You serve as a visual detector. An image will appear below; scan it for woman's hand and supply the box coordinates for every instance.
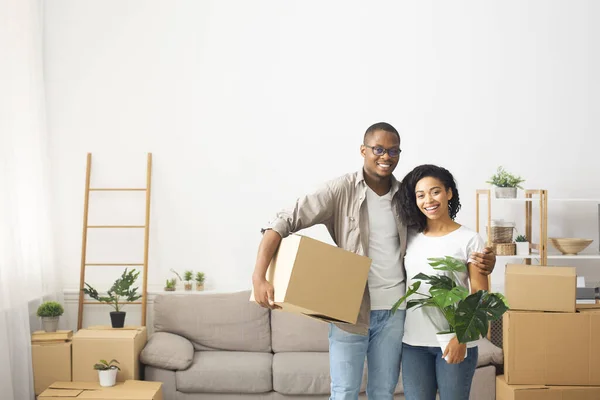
[442,336,467,364]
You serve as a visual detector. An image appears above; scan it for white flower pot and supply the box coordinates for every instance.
[436,332,468,361]
[516,242,530,256]
[495,187,517,198]
[41,316,59,333]
[98,368,118,387]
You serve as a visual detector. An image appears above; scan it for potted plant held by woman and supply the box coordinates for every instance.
[36,301,65,332]
[392,256,509,357]
[486,166,525,198]
[82,268,142,328]
[94,359,120,387]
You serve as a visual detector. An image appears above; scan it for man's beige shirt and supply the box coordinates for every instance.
[263,170,408,335]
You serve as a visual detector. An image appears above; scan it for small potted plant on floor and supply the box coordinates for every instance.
[36,301,64,333]
[486,166,525,198]
[82,268,142,328]
[195,272,205,291]
[392,256,509,356]
[94,359,120,387]
[515,234,530,256]
[183,270,193,291]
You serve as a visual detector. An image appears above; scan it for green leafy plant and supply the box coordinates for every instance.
[165,278,177,289]
[93,359,121,371]
[486,166,525,189]
[36,301,64,318]
[195,272,205,284]
[515,234,528,242]
[82,269,142,312]
[183,270,193,282]
[392,256,509,343]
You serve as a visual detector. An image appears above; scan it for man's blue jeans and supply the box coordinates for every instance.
[328,310,406,400]
[401,343,478,400]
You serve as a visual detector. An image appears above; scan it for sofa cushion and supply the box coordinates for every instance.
[153,290,271,352]
[476,337,504,367]
[271,311,329,352]
[273,352,370,395]
[176,351,273,393]
[140,332,194,370]
[273,352,330,394]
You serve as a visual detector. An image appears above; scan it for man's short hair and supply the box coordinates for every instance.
[364,122,400,143]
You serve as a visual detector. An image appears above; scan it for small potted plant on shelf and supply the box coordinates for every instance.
[195,272,205,291]
[486,166,525,198]
[183,270,193,291]
[515,234,530,256]
[392,256,509,357]
[94,359,120,387]
[36,301,64,333]
[82,268,142,328]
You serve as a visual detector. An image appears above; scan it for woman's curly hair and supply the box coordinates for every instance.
[398,164,461,232]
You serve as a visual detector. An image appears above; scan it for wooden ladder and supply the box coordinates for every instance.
[77,153,153,330]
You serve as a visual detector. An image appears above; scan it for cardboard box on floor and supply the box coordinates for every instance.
[31,331,73,395]
[39,380,162,400]
[72,326,147,383]
[250,234,371,324]
[503,311,600,386]
[496,375,600,400]
[505,264,576,312]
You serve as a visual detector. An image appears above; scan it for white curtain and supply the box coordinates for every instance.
[0,1,63,399]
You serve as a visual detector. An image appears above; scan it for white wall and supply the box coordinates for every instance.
[43,0,600,314]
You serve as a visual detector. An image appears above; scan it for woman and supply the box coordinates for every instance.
[398,164,488,400]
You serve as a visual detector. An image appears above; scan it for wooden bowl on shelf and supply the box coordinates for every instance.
[549,238,593,255]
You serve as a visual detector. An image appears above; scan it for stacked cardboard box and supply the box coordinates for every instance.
[31,330,73,396]
[39,380,163,400]
[497,264,600,399]
[72,326,147,382]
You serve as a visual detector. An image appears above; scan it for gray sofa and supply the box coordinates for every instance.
[141,291,502,400]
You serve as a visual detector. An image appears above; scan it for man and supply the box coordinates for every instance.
[252,122,495,400]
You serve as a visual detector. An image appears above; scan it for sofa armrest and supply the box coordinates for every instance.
[140,332,194,371]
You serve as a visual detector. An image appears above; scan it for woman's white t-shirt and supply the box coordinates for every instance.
[402,225,485,348]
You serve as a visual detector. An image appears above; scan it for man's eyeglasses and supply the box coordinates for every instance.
[364,145,402,158]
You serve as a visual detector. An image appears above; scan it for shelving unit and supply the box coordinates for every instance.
[476,189,548,265]
[476,189,600,266]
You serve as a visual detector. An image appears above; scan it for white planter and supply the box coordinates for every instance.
[436,332,468,361]
[495,187,517,198]
[516,242,530,256]
[41,316,59,332]
[98,368,118,387]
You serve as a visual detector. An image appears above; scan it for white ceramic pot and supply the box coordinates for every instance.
[41,316,59,333]
[495,187,517,198]
[98,368,118,387]
[436,332,468,361]
[516,242,530,256]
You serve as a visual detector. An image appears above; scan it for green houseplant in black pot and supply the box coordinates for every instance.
[392,256,509,356]
[82,268,142,328]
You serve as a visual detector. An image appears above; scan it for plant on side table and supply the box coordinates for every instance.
[515,234,530,256]
[183,270,193,291]
[94,359,120,387]
[36,301,65,333]
[82,268,142,328]
[392,256,509,358]
[486,166,525,198]
[195,271,205,291]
